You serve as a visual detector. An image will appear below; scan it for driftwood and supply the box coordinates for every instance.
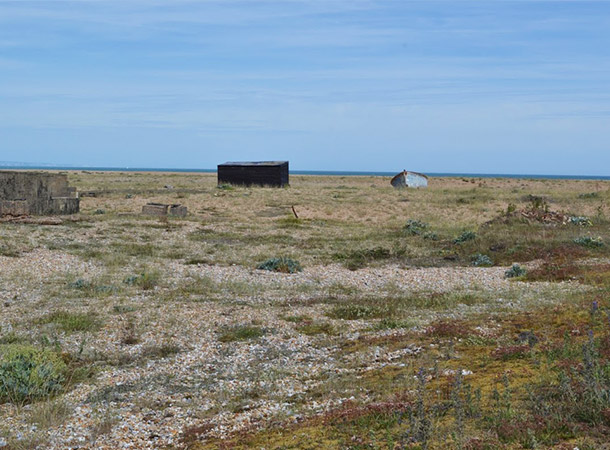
[520,209,569,224]
[484,208,569,227]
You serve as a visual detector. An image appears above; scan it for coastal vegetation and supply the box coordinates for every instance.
[1,171,610,448]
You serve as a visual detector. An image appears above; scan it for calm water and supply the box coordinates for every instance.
[1,165,610,180]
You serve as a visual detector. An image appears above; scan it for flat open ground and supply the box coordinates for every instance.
[1,172,610,449]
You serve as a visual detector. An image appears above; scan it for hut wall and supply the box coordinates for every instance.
[217,161,289,187]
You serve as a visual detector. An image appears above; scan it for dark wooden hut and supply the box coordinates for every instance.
[217,161,289,187]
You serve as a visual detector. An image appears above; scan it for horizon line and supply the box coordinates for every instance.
[1,164,610,180]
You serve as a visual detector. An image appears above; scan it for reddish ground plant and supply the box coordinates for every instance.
[491,345,531,361]
[426,319,477,338]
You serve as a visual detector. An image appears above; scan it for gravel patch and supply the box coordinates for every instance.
[0,251,588,449]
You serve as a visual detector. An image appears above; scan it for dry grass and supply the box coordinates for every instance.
[1,171,610,448]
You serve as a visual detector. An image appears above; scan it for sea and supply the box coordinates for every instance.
[1,165,609,180]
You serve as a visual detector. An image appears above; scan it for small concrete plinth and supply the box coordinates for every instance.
[142,203,187,217]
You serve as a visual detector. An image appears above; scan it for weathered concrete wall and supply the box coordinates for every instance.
[0,171,70,199]
[142,203,187,217]
[169,205,187,217]
[27,198,80,215]
[142,203,169,216]
[0,200,29,216]
[0,171,79,215]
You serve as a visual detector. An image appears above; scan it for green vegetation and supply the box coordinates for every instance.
[257,257,302,273]
[0,345,67,404]
[199,298,610,449]
[67,279,115,295]
[123,271,160,290]
[327,304,384,320]
[3,172,610,447]
[35,311,101,333]
[574,235,604,248]
[569,215,593,226]
[218,325,265,343]
[470,253,493,266]
[403,219,429,236]
[0,242,24,257]
[454,230,477,244]
[505,263,527,278]
[578,192,600,199]
[297,321,336,336]
[333,247,395,270]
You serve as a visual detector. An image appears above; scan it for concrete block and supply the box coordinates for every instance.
[0,171,79,215]
[0,200,28,216]
[169,205,187,217]
[142,203,169,216]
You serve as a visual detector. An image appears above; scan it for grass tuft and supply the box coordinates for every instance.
[218,325,265,343]
[36,311,101,333]
[327,304,384,320]
[123,271,160,290]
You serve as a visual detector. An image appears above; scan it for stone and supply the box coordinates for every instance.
[141,203,187,217]
[142,203,169,216]
[0,171,79,216]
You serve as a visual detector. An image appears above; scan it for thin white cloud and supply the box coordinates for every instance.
[1,0,609,172]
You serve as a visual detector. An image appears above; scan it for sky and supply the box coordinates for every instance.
[1,1,609,175]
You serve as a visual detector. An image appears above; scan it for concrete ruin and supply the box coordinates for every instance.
[142,203,187,218]
[0,171,79,216]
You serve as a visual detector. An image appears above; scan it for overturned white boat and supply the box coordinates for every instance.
[390,170,428,188]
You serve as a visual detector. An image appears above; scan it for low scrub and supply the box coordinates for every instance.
[504,264,526,278]
[426,319,475,338]
[0,344,67,404]
[140,343,181,360]
[218,325,265,343]
[574,236,604,248]
[327,304,385,320]
[454,231,476,244]
[403,219,428,236]
[68,279,115,295]
[0,243,23,257]
[333,247,395,270]
[527,261,610,284]
[569,216,593,227]
[297,322,336,336]
[491,344,530,361]
[578,192,600,199]
[123,271,160,290]
[257,257,302,273]
[470,253,493,267]
[36,311,101,334]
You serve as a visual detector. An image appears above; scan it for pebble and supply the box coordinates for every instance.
[0,249,586,448]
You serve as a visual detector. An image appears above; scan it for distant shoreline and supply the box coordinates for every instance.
[1,165,609,180]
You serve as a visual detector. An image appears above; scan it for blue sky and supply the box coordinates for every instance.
[1,1,609,175]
